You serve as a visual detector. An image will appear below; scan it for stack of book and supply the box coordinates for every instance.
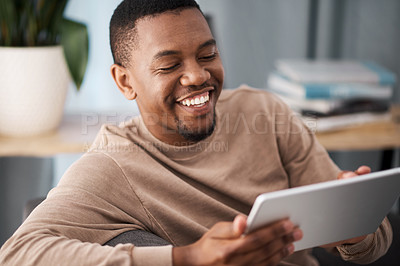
[267,59,396,132]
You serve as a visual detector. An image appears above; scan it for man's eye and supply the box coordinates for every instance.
[199,53,217,61]
[159,64,180,72]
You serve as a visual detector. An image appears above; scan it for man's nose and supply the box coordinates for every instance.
[180,61,211,86]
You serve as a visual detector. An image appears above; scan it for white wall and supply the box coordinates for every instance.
[63,0,139,114]
[198,0,310,89]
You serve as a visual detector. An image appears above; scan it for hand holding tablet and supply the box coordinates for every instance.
[245,167,400,251]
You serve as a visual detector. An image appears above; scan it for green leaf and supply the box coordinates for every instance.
[41,0,68,44]
[61,18,88,91]
[0,0,17,45]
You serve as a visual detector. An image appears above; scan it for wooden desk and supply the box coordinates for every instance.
[0,114,102,157]
[315,120,400,170]
[316,121,400,151]
[1,114,400,157]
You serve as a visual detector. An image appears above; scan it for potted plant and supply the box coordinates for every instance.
[0,0,88,137]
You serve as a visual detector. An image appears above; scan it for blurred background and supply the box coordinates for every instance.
[1,0,399,246]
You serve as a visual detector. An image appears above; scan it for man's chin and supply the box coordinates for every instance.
[179,128,214,142]
[176,115,216,143]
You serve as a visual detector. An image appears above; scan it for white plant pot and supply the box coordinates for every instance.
[0,46,70,137]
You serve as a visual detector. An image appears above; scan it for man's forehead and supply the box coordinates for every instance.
[134,8,211,49]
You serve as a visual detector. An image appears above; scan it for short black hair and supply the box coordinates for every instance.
[110,0,202,67]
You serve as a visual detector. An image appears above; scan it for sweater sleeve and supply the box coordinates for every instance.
[273,95,341,186]
[0,152,173,266]
[336,217,393,264]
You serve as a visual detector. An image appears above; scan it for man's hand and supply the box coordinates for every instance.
[173,215,303,266]
[321,165,371,248]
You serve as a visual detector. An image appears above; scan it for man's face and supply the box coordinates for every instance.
[118,8,224,145]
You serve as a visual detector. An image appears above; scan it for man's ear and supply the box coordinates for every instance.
[110,64,137,100]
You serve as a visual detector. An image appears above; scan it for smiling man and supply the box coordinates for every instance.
[110,6,222,145]
[0,0,392,265]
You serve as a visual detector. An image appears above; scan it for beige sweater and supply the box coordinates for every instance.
[0,86,392,265]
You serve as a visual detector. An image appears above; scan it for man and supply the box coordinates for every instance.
[0,0,392,265]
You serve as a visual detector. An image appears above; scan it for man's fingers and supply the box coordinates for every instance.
[229,231,299,266]
[231,220,302,254]
[253,228,301,261]
[355,165,371,175]
[339,171,357,179]
[338,165,372,180]
[255,244,295,265]
[209,219,302,264]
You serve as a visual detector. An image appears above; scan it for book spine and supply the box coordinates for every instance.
[303,83,392,99]
[362,61,397,85]
[275,60,397,85]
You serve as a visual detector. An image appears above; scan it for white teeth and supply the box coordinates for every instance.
[181,93,210,107]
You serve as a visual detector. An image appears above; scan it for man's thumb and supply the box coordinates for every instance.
[232,214,247,236]
[209,214,247,239]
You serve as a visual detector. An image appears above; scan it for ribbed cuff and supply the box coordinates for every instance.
[132,245,173,266]
[336,234,374,259]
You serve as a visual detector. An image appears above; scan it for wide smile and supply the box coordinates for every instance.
[180,91,209,107]
[176,88,214,115]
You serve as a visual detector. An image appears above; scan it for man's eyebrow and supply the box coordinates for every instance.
[198,39,216,50]
[152,39,217,62]
[153,50,180,62]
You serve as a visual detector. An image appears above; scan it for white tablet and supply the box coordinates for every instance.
[245,167,400,251]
